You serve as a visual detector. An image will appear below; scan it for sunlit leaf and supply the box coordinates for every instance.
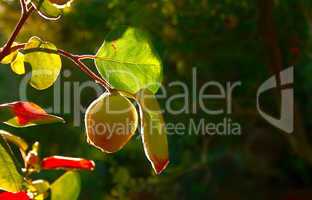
[0,130,28,152]
[51,171,80,200]
[137,89,169,174]
[0,43,22,65]
[0,138,23,192]
[48,0,73,7]
[95,27,163,94]
[22,36,62,90]
[85,92,138,153]
[31,0,63,20]
[10,52,25,75]
[0,101,65,128]
[0,50,17,64]
[27,179,50,199]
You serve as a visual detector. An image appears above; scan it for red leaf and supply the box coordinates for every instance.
[42,156,95,171]
[0,101,64,127]
[0,192,30,200]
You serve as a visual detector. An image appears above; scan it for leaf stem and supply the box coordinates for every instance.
[57,49,113,92]
[9,44,113,92]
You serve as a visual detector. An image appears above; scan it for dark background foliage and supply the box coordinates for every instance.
[1,0,312,199]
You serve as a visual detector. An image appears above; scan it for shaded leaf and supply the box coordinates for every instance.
[51,171,80,200]
[22,36,62,90]
[95,27,162,94]
[0,101,64,128]
[137,89,169,174]
[0,138,23,192]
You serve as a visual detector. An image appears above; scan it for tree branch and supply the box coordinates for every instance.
[0,6,34,61]
[57,49,112,92]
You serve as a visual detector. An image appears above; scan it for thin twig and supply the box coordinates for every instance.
[57,49,112,92]
[9,44,113,92]
[19,0,26,14]
[0,6,34,61]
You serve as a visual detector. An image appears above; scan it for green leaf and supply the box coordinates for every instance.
[0,42,21,65]
[51,171,81,200]
[48,0,73,6]
[10,52,25,75]
[0,136,23,192]
[137,89,169,174]
[22,36,62,90]
[0,130,28,152]
[31,0,63,20]
[95,27,163,94]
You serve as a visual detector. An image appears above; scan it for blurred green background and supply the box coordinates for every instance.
[1,0,312,199]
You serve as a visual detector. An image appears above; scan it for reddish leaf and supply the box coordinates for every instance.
[0,101,64,127]
[137,89,169,174]
[0,192,30,200]
[42,156,95,171]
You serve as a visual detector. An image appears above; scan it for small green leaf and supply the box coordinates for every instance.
[137,89,169,174]
[0,42,21,65]
[31,0,63,20]
[51,171,81,200]
[0,136,23,192]
[0,130,28,152]
[10,52,25,75]
[0,51,17,65]
[95,27,163,94]
[22,36,62,90]
[48,0,73,7]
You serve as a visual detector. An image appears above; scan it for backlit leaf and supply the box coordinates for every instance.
[49,0,73,7]
[95,27,163,94]
[85,92,138,153]
[0,43,21,65]
[0,101,65,128]
[137,89,169,174]
[0,50,17,65]
[51,171,80,200]
[31,0,62,20]
[22,36,62,90]
[0,137,23,192]
[0,130,28,152]
[10,52,25,75]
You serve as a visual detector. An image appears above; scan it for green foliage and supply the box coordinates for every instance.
[0,138,23,193]
[22,36,62,90]
[95,27,163,94]
[31,0,63,20]
[51,171,81,200]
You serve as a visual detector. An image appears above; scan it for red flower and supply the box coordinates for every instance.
[42,156,95,171]
[0,192,30,200]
